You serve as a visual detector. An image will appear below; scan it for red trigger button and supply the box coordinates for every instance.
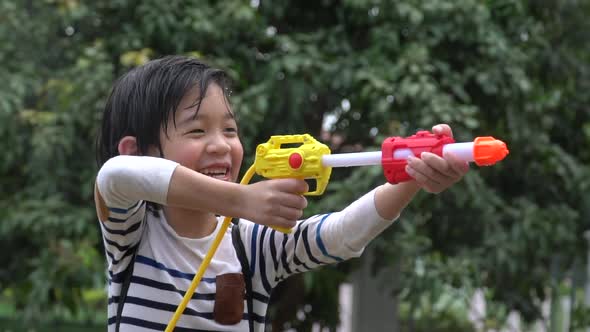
[289,153,303,169]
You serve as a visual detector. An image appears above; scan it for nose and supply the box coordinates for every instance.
[205,132,231,155]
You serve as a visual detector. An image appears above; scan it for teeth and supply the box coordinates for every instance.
[201,167,228,178]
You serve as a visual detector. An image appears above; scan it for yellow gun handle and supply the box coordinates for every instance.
[254,134,332,234]
[254,134,332,196]
[271,225,292,234]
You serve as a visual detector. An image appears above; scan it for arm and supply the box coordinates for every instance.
[96,155,308,228]
[373,181,420,219]
[246,176,460,292]
[95,156,177,275]
[168,165,307,227]
[240,188,399,294]
[246,125,469,290]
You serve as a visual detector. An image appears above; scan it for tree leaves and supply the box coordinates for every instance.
[1,0,589,328]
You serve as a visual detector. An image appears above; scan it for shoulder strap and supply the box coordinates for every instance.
[115,235,141,332]
[231,218,254,332]
[115,242,140,332]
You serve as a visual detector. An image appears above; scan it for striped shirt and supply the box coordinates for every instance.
[96,155,397,331]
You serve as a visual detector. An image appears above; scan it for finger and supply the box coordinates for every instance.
[275,205,304,221]
[420,152,458,178]
[432,124,453,139]
[443,151,470,176]
[275,178,309,194]
[272,217,297,230]
[405,164,440,193]
[407,156,448,185]
[279,192,308,210]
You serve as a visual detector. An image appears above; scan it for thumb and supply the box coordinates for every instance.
[432,124,453,138]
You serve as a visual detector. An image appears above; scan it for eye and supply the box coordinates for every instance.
[223,127,238,136]
[186,128,205,135]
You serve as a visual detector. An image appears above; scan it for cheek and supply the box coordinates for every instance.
[234,144,244,162]
[166,142,204,167]
[231,142,244,175]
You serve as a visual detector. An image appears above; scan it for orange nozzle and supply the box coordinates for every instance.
[473,136,509,166]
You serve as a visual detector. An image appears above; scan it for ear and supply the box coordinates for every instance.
[118,136,139,155]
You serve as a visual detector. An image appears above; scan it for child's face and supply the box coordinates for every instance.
[153,84,244,182]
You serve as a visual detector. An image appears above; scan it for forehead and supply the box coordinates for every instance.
[175,84,233,124]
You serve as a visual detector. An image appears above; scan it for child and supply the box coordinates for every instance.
[95,55,468,332]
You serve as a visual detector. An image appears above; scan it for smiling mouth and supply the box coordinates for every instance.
[200,167,230,180]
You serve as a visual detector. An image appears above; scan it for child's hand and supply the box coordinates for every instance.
[404,124,469,193]
[243,179,309,228]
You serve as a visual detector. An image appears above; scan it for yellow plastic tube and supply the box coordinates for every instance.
[165,165,256,332]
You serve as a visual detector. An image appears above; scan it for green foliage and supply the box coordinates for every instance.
[1,0,589,329]
[398,283,476,332]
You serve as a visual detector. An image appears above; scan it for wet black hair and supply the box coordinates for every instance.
[96,55,232,167]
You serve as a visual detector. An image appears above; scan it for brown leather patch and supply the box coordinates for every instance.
[213,273,245,325]
[94,182,109,222]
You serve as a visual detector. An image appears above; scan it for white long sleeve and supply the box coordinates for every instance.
[96,155,179,211]
[324,188,398,253]
[238,188,399,295]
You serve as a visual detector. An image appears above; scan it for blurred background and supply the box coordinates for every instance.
[1,0,589,331]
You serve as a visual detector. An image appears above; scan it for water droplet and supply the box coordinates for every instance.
[266,26,277,37]
[341,99,351,111]
[369,7,380,17]
[297,309,306,321]
[65,26,75,36]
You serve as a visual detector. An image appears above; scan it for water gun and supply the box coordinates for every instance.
[255,130,508,194]
[165,130,509,331]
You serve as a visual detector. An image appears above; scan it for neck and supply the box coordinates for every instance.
[163,206,218,238]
